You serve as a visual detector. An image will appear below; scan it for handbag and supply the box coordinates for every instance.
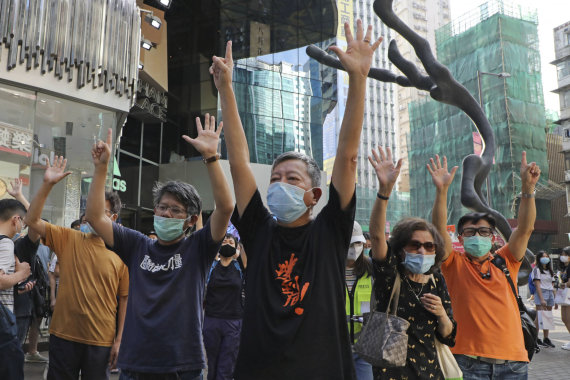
[554,288,570,306]
[428,276,462,380]
[537,309,555,330]
[354,272,410,367]
[491,255,538,361]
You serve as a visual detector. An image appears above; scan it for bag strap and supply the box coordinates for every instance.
[385,272,402,315]
[206,260,218,285]
[491,255,527,313]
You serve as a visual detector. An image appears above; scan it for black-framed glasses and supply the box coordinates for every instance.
[405,240,437,252]
[460,227,494,237]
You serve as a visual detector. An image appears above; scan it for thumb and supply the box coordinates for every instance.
[328,45,344,58]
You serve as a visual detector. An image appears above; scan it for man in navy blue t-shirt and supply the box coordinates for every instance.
[85,121,234,378]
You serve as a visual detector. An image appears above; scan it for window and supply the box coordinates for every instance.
[557,61,570,80]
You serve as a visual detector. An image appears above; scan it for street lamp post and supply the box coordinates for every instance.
[476,70,511,208]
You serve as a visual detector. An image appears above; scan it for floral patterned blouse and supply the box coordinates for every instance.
[372,247,457,380]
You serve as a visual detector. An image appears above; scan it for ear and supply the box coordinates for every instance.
[184,214,199,230]
[111,214,119,222]
[458,235,464,246]
[305,187,322,207]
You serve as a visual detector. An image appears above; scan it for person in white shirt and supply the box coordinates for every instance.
[533,250,556,348]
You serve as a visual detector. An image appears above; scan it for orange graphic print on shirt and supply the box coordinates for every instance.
[275,253,310,315]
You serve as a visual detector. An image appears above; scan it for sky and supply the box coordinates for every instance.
[450,0,569,113]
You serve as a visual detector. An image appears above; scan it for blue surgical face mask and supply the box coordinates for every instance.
[153,215,185,242]
[267,182,313,224]
[364,248,371,257]
[463,236,492,257]
[539,257,550,266]
[80,223,96,235]
[403,251,435,274]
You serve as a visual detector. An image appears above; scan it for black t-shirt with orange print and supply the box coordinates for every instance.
[231,184,356,380]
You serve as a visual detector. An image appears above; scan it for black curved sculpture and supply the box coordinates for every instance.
[306,0,533,283]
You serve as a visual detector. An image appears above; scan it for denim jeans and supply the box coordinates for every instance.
[455,355,528,380]
[352,352,373,380]
[119,369,203,380]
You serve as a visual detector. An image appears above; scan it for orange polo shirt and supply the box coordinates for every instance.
[441,244,528,362]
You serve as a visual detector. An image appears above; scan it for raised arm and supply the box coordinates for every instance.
[25,157,72,239]
[428,155,458,261]
[368,147,402,261]
[8,179,40,243]
[85,129,115,247]
[328,20,383,209]
[211,42,257,216]
[182,115,234,242]
[508,151,539,261]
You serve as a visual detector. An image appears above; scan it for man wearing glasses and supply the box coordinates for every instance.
[85,123,233,379]
[428,152,540,379]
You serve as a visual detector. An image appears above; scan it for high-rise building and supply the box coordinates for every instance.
[351,0,401,229]
[552,21,570,225]
[393,0,451,192]
[407,1,556,251]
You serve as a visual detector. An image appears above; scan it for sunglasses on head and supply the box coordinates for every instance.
[405,240,436,252]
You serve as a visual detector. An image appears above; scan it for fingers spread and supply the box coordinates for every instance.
[355,19,363,41]
[371,36,383,51]
[344,22,353,43]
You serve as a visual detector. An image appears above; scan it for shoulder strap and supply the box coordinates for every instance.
[0,235,8,241]
[206,260,218,284]
[385,272,402,315]
[232,260,243,279]
[491,255,527,312]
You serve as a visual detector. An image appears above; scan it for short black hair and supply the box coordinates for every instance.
[105,191,122,214]
[457,212,496,234]
[363,232,371,240]
[0,199,26,221]
[71,220,81,229]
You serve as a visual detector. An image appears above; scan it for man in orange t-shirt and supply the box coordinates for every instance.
[427,152,540,379]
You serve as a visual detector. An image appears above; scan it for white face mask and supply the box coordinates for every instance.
[560,255,569,264]
[347,245,363,261]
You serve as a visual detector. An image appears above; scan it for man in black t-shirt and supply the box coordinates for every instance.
[210,20,383,379]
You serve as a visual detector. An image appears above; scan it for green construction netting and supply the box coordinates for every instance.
[407,13,550,226]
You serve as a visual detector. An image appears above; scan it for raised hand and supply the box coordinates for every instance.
[182,114,223,158]
[43,156,72,185]
[427,155,458,190]
[92,128,113,168]
[328,19,383,78]
[210,41,234,91]
[7,178,23,198]
[520,151,540,191]
[368,146,402,195]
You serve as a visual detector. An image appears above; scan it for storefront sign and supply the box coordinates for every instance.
[135,79,167,122]
[0,126,33,157]
[113,160,127,192]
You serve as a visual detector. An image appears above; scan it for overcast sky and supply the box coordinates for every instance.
[449,0,569,113]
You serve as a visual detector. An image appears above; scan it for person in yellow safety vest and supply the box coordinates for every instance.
[345,221,374,380]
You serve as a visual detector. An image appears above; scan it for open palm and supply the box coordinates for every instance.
[427,155,457,190]
[369,146,402,191]
[183,114,222,157]
[329,20,383,78]
[44,156,72,185]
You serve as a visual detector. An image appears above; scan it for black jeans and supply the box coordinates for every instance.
[47,334,111,380]
[0,337,24,380]
[119,369,203,380]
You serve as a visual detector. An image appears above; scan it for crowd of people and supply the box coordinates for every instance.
[0,20,569,380]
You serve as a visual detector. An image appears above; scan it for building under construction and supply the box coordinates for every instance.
[407,1,556,250]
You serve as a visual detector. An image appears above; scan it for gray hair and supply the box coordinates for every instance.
[272,151,321,187]
[152,181,202,216]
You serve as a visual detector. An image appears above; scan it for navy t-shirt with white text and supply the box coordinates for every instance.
[111,221,220,373]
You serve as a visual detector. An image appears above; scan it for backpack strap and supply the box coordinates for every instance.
[206,260,218,285]
[232,260,243,280]
[490,255,527,313]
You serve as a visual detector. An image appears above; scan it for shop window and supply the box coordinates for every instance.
[117,153,140,208]
[140,162,159,209]
[142,123,162,163]
[121,118,142,156]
